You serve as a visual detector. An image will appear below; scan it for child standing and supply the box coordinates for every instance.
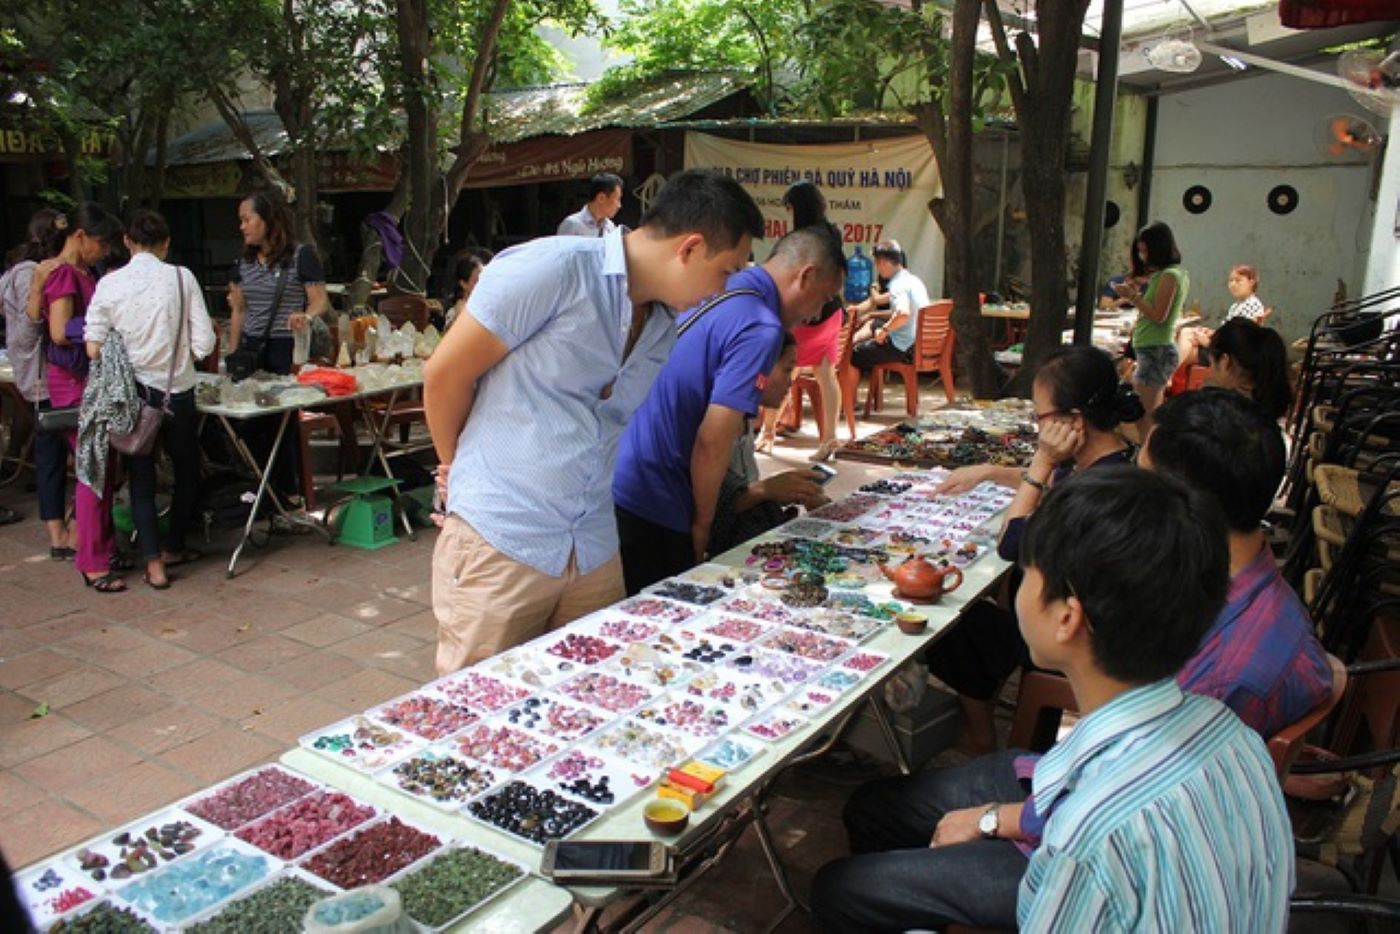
[1178,263,1267,366]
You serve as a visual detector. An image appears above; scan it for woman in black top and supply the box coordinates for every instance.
[227,191,330,505]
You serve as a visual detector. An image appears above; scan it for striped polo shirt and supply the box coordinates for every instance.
[229,244,324,338]
[1018,679,1293,932]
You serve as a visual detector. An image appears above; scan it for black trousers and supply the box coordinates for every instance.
[616,505,694,596]
[924,598,1028,701]
[851,338,912,371]
[33,401,70,521]
[128,385,201,560]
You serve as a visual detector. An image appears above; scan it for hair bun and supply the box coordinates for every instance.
[1114,383,1146,423]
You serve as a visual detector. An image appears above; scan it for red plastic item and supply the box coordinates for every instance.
[297,368,358,397]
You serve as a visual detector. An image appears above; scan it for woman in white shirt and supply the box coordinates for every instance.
[85,210,215,589]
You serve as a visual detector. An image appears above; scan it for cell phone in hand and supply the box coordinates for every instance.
[810,464,837,485]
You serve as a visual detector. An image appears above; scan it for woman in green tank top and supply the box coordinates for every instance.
[1112,222,1189,424]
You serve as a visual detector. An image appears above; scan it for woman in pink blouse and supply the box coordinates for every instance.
[37,202,123,591]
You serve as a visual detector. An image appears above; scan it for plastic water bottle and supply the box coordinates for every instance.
[846,246,873,303]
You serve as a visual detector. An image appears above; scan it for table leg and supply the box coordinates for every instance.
[224,411,290,578]
[748,791,804,931]
[869,695,912,776]
[358,389,416,542]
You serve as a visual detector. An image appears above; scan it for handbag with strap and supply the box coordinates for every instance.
[36,405,79,433]
[226,250,294,381]
[111,267,187,457]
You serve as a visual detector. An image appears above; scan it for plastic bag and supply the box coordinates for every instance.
[304,886,414,934]
[297,366,359,397]
[883,660,930,714]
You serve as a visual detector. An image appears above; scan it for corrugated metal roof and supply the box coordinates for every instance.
[485,70,751,143]
[160,71,753,166]
[161,111,289,167]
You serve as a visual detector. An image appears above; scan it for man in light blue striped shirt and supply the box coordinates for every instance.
[424,171,763,675]
[1012,469,1293,931]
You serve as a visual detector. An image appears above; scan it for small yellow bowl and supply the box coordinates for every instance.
[895,612,928,635]
[644,799,690,836]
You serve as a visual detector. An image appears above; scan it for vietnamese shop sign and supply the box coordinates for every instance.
[0,126,116,162]
[684,133,944,296]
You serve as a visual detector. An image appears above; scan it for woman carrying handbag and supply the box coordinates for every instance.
[85,210,216,589]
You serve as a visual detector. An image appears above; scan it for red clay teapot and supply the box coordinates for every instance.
[878,555,963,602]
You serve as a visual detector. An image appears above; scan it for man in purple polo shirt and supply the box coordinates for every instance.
[613,225,846,593]
[811,388,1331,932]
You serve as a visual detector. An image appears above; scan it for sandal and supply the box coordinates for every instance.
[80,570,127,593]
[50,546,76,561]
[0,506,21,526]
[756,434,776,456]
[142,572,172,591]
[162,548,203,568]
[109,552,136,572]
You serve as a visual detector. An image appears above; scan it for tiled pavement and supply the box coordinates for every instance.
[0,395,960,930]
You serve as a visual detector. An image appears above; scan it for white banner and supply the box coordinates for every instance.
[683,132,944,297]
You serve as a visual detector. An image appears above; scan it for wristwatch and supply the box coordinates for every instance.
[978,804,1000,840]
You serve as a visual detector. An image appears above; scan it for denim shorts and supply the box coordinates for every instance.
[1133,343,1179,389]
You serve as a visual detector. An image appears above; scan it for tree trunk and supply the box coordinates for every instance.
[396,0,437,295]
[984,0,1091,396]
[149,108,169,209]
[912,0,1001,399]
[391,0,510,297]
[942,0,1001,398]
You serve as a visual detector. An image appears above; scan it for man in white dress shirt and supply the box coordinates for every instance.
[557,173,624,237]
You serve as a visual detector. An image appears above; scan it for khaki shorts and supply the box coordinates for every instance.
[431,515,625,676]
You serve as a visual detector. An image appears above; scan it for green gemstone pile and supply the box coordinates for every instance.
[50,902,154,933]
[186,876,330,934]
[393,847,522,927]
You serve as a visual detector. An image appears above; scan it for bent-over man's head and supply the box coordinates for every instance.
[631,170,764,312]
[766,223,846,328]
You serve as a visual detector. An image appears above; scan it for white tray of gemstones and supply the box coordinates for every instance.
[181,765,320,832]
[679,668,794,716]
[115,836,278,927]
[589,717,704,770]
[65,807,224,886]
[451,718,562,775]
[498,694,614,743]
[552,670,660,713]
[465,779,601,847]
[632,692,738,739]
[438,666,548,705]
[523,747,654,810]
[299,716,425,773]
[614,595,702,625]
[370,691,480,742]
[470,649,579,694]
[17,860,103,927]
[695,735,766,772]
[376,744,503,811]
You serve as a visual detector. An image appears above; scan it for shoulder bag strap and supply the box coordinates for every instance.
[676,287,763,338]
[259,247,297,342]
[161,266,187,414]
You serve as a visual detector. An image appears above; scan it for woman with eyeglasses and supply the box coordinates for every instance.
[929,344,1143,755]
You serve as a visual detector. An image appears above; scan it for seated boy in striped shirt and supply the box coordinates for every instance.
[1010,468,1293,930]
[813,466,1295,932]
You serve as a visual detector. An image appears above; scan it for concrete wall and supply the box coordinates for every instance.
[1148,71,1377,342]
[1363,106,1400,300]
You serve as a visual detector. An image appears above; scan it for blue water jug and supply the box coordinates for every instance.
[846,246,873,303]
